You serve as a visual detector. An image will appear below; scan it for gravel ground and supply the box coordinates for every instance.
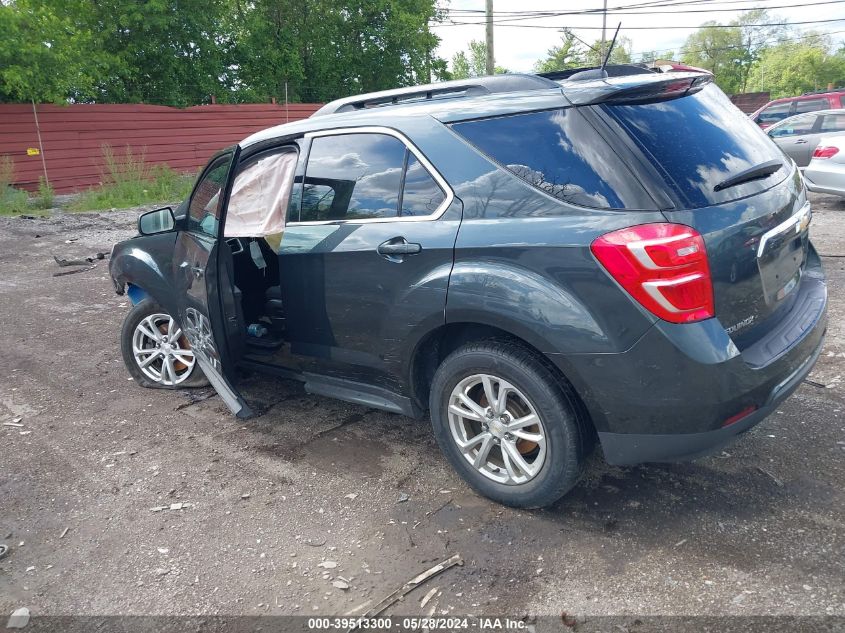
[0,195,844,628]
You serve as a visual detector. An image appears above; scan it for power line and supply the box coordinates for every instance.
[437,0,838,18]
[628,26,845,59]
[432,18,845,30]
[440,0,845,19]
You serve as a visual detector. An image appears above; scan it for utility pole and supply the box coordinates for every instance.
[485,0,495,76]
[600,0,608,62]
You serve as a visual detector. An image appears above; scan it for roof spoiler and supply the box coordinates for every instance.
[538,64,655,82]
[311,74,560,117]
[560,71,713,106]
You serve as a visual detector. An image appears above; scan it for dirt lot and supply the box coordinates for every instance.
[1,194,844,627]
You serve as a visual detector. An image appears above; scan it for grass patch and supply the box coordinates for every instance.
[0,155,33,216]
[70,144,195,212]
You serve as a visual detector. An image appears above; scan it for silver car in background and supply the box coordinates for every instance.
[767,109,845,167]
[804,135,845,196]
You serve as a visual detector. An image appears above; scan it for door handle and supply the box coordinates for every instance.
[795,139,809,144]
[191,265,205,279]
[377,238,422,256]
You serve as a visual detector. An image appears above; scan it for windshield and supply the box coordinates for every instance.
[603,84,787,209]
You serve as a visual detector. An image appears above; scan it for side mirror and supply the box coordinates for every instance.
[138,207,175,235]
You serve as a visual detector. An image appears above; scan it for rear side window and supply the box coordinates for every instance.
[605,84,787,209]
[821,112,845,132]
[757,102,791,125]
[401,155,445,216]
[795,98,828,114]
[451,108,652,209]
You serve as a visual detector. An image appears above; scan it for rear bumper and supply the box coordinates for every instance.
[547,247,827,465]
[596,332,824,464]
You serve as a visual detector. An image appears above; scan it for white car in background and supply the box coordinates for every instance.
[766,109,845,168]
[804,136,845,197]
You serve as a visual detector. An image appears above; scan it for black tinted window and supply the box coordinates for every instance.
[401,155,445,216]
[301,134,405,221]
[451,108,648,209]
[605,84,787,209]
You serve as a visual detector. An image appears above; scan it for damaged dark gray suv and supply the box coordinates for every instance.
[110,67,827,508]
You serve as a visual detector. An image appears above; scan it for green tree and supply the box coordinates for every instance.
[734,10,787,92]
[0,0,111,103]
[746,34,845,98]
[0,0,448,105]
[533,30,585,73]
[681,22,745,94]
[233,0,446,103]
[450,39,507,79]
[585,35,632,67]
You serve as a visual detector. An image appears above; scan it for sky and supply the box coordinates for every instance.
[431,0,845,73]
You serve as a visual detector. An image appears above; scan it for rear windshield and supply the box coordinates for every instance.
[604,84,787,209]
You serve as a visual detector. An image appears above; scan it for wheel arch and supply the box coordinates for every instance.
[109,234,180,318]
[408,321,596,440]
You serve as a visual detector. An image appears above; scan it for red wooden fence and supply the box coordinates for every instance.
[0,103,322,194]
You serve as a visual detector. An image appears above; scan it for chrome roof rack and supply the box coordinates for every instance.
[311,74,560,117]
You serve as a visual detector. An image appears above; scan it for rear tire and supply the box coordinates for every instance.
[120,299,208,389]
[429,340,586,508]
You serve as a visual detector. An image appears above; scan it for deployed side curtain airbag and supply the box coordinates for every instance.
[224,151,296,238]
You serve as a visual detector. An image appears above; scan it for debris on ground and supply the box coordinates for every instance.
[420,586,439,609]
[397,492,410,503]
[52,252,107,267]
[2,422,24,428]
[52,265,96,277]
[757,466,785,488]
[6,607,30,629]
[332,579,350,590]
[560,611,578,628]
[352,553,463,621]
[344,493,358,500]
[0,544,9,560]
[318,561,338,569]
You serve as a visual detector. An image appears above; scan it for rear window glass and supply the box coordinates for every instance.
[604,84,787,209]
[795,98,828,114]
[757,102,791,125]
[821,112,845,132]
[451,108,653,210]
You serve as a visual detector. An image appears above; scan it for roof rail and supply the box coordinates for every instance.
[311,74,560,117]
[801,87,845,96]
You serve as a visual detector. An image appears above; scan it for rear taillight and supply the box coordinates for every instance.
[813,146,839,159]
[591,223,715,324]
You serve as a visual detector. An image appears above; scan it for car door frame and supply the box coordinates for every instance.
[277,125,458,390]
[172,145,253,418]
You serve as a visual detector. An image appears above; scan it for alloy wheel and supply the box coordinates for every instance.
[447,373,547,485]
[131,313,195,386]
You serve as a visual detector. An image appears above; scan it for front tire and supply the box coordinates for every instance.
[429,340,586,508]
[120,299,208,389]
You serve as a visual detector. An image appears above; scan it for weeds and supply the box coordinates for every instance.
[70,144,194,212]
[0,155,31,215]
[36,177,54,210]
